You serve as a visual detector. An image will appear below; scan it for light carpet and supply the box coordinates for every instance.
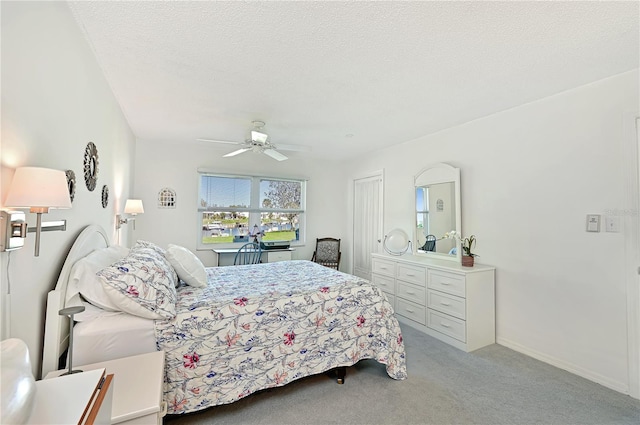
[165,324,640,424]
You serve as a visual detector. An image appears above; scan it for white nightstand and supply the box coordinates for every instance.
[29,368,113,425]
[46,351,166,425]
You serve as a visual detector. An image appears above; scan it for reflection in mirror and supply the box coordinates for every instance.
[414,163,461,262]
[415,182,456,255]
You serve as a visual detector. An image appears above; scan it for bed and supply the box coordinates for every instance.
[42,225,407,415]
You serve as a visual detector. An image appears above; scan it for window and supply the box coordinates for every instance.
[198,173,305,248]
[416,187,429,233]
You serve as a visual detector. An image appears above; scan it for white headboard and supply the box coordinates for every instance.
[41,224,110,378]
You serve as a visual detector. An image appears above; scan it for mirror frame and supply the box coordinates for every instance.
[413,162,462,263]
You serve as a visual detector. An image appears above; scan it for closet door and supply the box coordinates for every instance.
[353,173,383,280]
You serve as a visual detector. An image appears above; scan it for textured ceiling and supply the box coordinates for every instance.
[67,1,639,161]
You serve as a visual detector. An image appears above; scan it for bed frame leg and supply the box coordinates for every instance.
[335,366,346,384]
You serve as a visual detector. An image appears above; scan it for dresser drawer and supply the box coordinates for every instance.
[428,270,465,297]
[397,281,426,306]
[372,258,396,277]
[371,273,395,295]
[427,309,466,342]
[427,289,465,320]
[119,411,163,425]
[397,263,426,285]
[396,299,426,325]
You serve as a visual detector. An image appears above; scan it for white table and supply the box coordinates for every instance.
[213,247,294,266]
[46,351,166,425]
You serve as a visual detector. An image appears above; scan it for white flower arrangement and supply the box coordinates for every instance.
[444,230,477,257]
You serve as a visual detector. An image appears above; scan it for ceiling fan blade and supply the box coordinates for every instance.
[273,143,312,152]
[197,138,243,145]
[251,130,268,144]
[223,147,251,157]
[263,149,288,161]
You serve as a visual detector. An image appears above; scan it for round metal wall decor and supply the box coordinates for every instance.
[101,185,109,208]
[65,169,76,203]
[83,142,99,191]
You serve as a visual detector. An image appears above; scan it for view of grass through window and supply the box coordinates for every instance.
[198,174,305,246]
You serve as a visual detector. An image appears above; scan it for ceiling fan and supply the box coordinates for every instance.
[197,121,309,161]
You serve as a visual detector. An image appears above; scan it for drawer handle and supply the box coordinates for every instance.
[440,322,451,328]
[380,266,388,270]
[405,272,415,276]
[406,290,415,295]
[405,308,415,313]
[439,281,450,285]
[439,301,451,306]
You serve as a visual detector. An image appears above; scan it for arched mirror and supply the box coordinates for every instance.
[414,163,461,263]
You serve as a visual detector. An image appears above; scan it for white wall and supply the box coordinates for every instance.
[133,140,347,267]
[344,70,639,394]
[0,1,136,375]
[1,0,636,396]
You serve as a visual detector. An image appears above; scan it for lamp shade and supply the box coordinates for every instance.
[4,167,72,212]
[124,199,144,215]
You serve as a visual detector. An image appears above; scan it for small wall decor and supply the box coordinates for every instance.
[101,185,109,208]
[65,170,76,203]
[158,187,176,209]
[436,199,444,212]
[83,142,99,191]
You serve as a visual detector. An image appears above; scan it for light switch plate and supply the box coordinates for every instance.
[605,216,619,232]
[586,214,600,232]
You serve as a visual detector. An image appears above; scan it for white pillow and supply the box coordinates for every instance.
[165,244,207,288]
[68,245,130,311]
[98,244,177,320]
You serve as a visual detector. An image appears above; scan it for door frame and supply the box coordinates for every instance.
[623,113,640,399]
[352,170,384,278]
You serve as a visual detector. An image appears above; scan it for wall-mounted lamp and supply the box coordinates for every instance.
[3,167,71,256]
[116,199,144,230]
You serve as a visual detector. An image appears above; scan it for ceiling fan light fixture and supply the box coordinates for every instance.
[251,130,268,144]
[202,121,299,161]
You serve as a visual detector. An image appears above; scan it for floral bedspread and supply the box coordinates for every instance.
[154,260,407,414]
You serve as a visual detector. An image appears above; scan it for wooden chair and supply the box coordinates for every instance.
[234,242,262,265]
[311,238,341,270]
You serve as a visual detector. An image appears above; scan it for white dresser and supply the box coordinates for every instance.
[372,253,495,352]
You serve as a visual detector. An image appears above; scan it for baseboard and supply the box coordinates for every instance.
[497,336,629,395]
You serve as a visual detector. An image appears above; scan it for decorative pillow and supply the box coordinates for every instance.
[68,245,130,312]
[165,244,207,288]
[97,245,178,320]
[134,239,181,286]
[134,239,166,256]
